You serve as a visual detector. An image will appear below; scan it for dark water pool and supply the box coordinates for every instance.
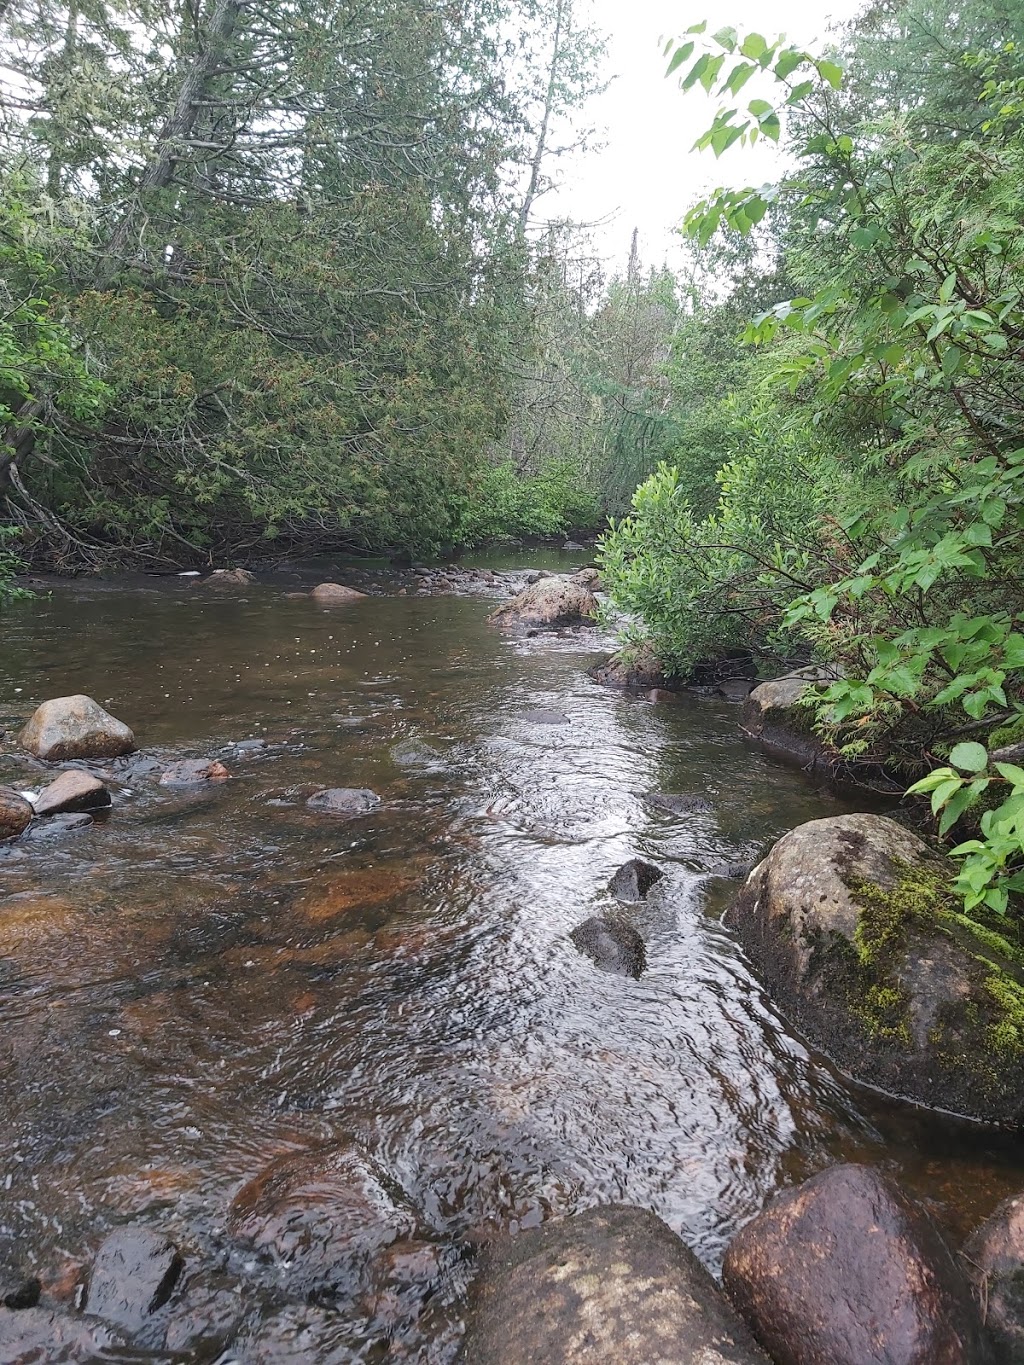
[1,571,1022,1359]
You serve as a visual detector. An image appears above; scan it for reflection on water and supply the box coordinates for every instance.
[1,574,1023,1358]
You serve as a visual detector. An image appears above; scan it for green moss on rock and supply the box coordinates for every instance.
[847,860,1024,1066]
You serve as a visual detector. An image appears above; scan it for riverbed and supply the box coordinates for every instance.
[2,559,1023,1360]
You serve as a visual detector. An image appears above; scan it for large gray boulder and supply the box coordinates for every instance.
[725,813,1024,1122]
[490,576,598,630]
[723,1164,987,1365]
[461,1204,769,1364]
[19,695,136,761]
[0,787,33,841]
[740,668,832,768]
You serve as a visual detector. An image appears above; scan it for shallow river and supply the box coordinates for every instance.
[2,557,1024,1361]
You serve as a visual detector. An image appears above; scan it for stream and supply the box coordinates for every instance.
[2,553,1024,1361]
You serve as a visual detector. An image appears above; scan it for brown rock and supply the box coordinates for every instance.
[725,812,1024,1122]
[963,1190,1024,1361]
[311,582,367,603]
[0,787,33,841]
[33,770,111,817]
[86,1225,183,1333]
[462,1204,769,1364]
[19,695,136,761]
[489,576,598,630]
[229,1143,420,1302]
[572,566,603,590]
[201,568,256,588]
[158,759,231,786]
[722,1164,988,1365]
[589,640,671,689]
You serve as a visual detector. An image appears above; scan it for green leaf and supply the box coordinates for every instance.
[774,48,804,80]
[712,26,738,50]
[950,741,989,773]
[747,98,773,117]
[941,344,962,376]
[666,42,695,75]
[995,763,1024,787]
[739,32,768,61]
[817,59,843,89]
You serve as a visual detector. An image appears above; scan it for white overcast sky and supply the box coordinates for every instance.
[545,0,866,272]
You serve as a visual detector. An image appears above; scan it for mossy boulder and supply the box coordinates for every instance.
[589,640,669,689]
[725,812,1024,1123]
[740,668,834,769]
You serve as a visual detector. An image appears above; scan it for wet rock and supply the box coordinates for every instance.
[489,576,598,630]
[462,1204,769,1365]
[608,858,664,902]
[311,582,368,603]
[33,770,110,817]
[158,758,231,786]
[201,568,256,588]
[163,1271,245,1356]
[86,1225,183,1333]
[0,787,33,841]
[0,1272,40,1310]
[572,566,602,591]
[590,640,670,689]
[709,860,755,881]
[0,1307,126,1360]
[725,812,1024,1122]
[306,787,381,816]
[740,668,835,768]
[570,916,646,978]
[22,811,93,838]
[228,1143,420,1302]
[645,791,713,816]
[722,1164,987,1365]
[521,708,571,726]
[562,539,584,550]
[963,1190,1024,1361]
[720,678,755,701]
[19,695,136,761]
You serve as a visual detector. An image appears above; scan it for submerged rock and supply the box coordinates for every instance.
[723,1164,987,1365]
[462,1204,769,1364]
[162,1271,245,1356]
[0,1307,126,1359]
[963,1190,1024,1361]
[306,787,381,816]
[589,640,671,689]
[311,582,367,603]
[33,770,110,817]
[645,791,713,816]
[489,577,598,630]
[158,759,231,786]
[0,1271,40,1310]
[0,787,33,841]
[570,915,646,978]
[86,1225,184,1333]
[23,811,93,839]
[229,1143,421,1303]
[19,695,136,762]
[740,668,833,768]
[608,858,664,902]
[725,812,1024,1122]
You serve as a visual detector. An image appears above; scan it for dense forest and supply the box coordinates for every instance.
[3,0,1024,910]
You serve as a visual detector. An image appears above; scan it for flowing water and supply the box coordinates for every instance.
[2,559,1023,1361]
